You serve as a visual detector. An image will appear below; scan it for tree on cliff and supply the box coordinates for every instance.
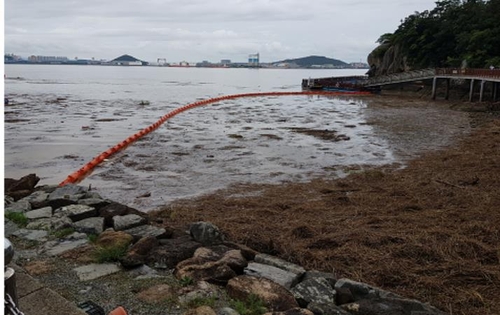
[379,0,500,69]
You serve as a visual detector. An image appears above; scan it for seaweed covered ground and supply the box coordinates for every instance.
[151,104,500,315]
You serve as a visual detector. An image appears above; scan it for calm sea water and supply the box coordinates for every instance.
[4,65,469,210]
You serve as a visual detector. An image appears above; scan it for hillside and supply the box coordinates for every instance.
[368,0,500,76]
[273,55,348,67]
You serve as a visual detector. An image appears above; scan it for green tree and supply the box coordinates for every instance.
[385,0,500,69]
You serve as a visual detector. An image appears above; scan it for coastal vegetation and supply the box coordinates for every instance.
[378,0,500,69]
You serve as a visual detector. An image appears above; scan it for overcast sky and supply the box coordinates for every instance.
[5,0,437,63]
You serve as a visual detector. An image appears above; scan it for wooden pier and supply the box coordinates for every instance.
[303,68,500,102]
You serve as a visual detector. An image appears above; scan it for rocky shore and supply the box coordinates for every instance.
[5,175,447,315]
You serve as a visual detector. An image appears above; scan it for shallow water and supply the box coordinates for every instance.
[4,65,471,210]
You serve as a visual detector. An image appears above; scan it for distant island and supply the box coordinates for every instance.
[4,53,369,69]
[271,55,350,68]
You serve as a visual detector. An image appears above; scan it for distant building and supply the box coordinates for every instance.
[349,62,369,69]
[221,59,231,65]
[248,53,259,67]
[4,54,23,63]
[110,54,148,66]
[27,55,69,63]
[157,58,168,66]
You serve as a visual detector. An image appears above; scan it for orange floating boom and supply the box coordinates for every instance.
[58,90,371,186]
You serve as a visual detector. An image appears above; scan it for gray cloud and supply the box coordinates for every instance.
[5,0,436,63]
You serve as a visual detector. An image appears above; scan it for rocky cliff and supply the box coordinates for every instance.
[367,42,410,77]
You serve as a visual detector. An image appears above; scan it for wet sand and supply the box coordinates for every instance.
[5,95,469,211]
[4,93,471,210]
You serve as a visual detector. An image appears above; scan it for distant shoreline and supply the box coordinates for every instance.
[4,62,369,70]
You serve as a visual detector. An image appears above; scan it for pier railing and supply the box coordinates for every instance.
[362,68,436,87]
[436,68,500,79]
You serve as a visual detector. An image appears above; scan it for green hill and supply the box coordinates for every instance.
[273,55,348,67]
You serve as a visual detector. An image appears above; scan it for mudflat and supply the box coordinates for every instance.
[151,100,500,315]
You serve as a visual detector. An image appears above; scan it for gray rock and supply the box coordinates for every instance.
[308,302,351,315]
[336,287,355,305]
[98,202,146,227]
[73,263,121,281]
[255,253,306,276]
[217,307,240,315]
[121,236,159,268]
[148,236,202,269]
[77,198,111,209]
[20,191,49,208]
[174,248,245,283]
[190,221,224,245]
[11,229,49,242]
[302,270,337,287]
[85,191,103,199]
[178,281,220,304]
[65,232,88,240]
[5,220,20,236]
[334,279,400,302]
[291,277,336,307]
[25,207,53,220]
[13,248,39,261]
[52,216,74,231]
[113,214,148,231]
[263,309,315,315]
[5,195,15,206]
[74,217,105,234]
[36,185,59,193]
[340,298,447,315]
[48,184,87,200]
[227,275,299,311]
[26,218,52,230]
[123,225,169,241]
[128,265,161,280]
[47,185,87,209]
[244,262,301,289]
[42,239,89,256]
[27,216,73,231]
[5,200,32,213]
[54,204,97,222]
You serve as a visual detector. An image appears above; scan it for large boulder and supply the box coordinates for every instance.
[263,309,315,315]
[74,217,105,235]
[227,275,299,312]
[96,230,134,249]
[121,236,159,268]
[54,204,97,222]
[307,303,351,315]
[291,277,336,308]
[5,174,40,200]
[99,202,147,227]
[340,297,447,315]
[20,191,49,208]
[254,254,306,276]
[244,262,301,289]
[47,184,87,208]
[334,279,400,302]
[113,214,148,231]
[182,306,217,315]
[174,247,247,284]
[189,222,224,245]
[147,235,202,269]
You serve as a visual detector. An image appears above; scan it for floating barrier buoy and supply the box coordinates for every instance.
[59,90,371,186]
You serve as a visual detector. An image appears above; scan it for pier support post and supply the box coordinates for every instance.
[493,82,498,102]
[432,77,438,100]
[469,79,475,102]
[479,80,485,102]
[445,78,450,100]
